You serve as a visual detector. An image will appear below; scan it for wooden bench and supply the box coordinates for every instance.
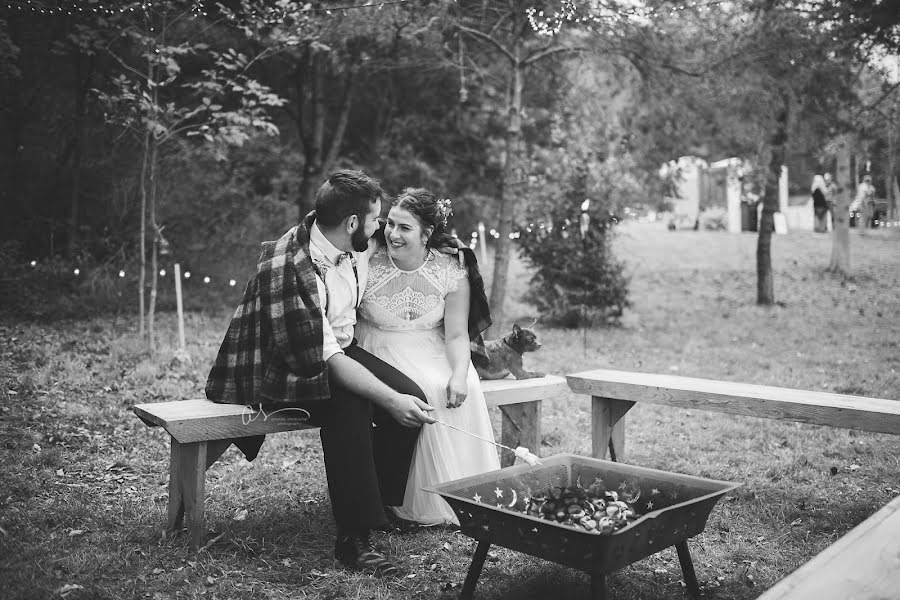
[756,493,900,599]
[566,368,900,461]
[133,375,567,547]
[566,368,900,599]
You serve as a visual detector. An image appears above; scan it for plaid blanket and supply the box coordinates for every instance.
[206,211,331,410]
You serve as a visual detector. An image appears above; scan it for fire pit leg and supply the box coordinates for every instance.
[460,538,491,600]
[675,540,701,599]
[590,573,608,600]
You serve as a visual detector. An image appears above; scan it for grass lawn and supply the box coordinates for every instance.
[2,222,899,600]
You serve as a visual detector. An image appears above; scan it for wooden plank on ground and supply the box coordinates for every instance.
[756,494,900,600]
[567,369,900,435]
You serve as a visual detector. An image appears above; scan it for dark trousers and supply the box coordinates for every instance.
[307,343,425,533]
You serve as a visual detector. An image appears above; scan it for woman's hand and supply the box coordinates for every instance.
[446,374,468,408]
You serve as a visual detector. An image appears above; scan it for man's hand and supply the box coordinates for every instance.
[387,393,436,427]
[446,375,468,408]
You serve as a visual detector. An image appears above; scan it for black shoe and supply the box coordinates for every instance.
[334,531,401,577]
[380,508,422,535]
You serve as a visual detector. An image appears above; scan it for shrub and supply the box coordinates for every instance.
[517,163,630,327]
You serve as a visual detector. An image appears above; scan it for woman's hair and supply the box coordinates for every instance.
[315,170,385,227]
[392,187,455,249]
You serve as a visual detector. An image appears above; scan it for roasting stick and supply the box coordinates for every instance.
[434,419,542,465]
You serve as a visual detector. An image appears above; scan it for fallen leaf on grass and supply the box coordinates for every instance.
[206,576,215,585]
[790,518,803,526]
[68,529,85,537]
[654,568,668,575]
[233,508,248,521]
[849,464,860,472]
[56,584,84,597]
[281,558,293,567]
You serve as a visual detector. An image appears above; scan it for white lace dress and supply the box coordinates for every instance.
[356,246,501,525]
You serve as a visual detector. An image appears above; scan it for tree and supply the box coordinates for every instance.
[451,0,595,334]
[93,1,283,349]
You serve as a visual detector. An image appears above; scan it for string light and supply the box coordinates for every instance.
[229,279,236,286]
[119,270,125,277]
[203,276,210,284]
[2,0,410,17]
[159,269,166,277]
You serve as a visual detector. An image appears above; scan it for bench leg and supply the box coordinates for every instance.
[499,401,541,467]
[591,397,634,461]
[169,439,231,548]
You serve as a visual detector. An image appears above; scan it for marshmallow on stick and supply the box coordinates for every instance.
[514,446,542,466]
[435,419,542,466]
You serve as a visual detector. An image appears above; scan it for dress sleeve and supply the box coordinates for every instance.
[445,253,469,295]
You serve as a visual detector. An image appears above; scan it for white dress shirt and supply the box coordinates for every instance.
[308,222,372,361]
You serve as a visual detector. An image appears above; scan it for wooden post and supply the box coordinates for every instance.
[591,397,634,460]
[478,221,487,265]
[173,263,186,353]
[167,439,207,548]
[499,401,541,467]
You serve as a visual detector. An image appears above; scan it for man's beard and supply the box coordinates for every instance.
[351,224,370,252]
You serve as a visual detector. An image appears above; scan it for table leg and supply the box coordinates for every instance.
[500,402,541,467]
[591,397,633,461]
[460,539,491,600]
[590,573,607,600]
[675,540,701,599]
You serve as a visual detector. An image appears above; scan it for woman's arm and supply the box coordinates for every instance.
[443,274,471,408]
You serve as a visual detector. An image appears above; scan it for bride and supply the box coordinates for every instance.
[356,188,500,526]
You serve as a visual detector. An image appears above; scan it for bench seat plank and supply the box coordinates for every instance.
[567,369,900,435]
[757,493,900,600]
[134,375,569,445]
[134,400,315,444]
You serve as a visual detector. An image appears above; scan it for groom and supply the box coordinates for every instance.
[207,169,436,576]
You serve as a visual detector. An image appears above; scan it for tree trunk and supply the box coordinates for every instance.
[487,49,524,336]
[297,47,325,216]
[66,53,93,258]
[296,51,356,217]
[756,99,788,305]
[138,126,149,339]
[828,138,852,274]
[148,135,159,353]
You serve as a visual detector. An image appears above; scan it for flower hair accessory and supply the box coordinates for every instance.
[436,198,453,227]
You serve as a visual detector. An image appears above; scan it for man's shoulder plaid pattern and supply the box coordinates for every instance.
[206,217,332,409]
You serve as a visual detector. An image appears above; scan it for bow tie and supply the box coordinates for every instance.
[335,252,353,266]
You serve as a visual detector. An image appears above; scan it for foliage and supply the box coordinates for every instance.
[518,162,630,327]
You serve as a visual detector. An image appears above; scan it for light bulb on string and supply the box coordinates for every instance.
[229,279,236,287]
[159,269,166,277]
[203,276,210,284]
[119,270,125,278]
[184,271,191,279]
[73,268,80,276]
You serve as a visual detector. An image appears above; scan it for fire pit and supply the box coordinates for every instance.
[426,454,740,600]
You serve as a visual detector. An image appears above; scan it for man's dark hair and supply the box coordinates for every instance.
[314,170,384,227]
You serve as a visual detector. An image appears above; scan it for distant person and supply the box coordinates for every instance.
[811,175,828,233]
[850,174,876,229]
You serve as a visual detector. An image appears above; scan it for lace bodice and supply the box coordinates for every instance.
[358,247,467,331]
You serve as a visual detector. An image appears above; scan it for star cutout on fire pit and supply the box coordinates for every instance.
[618,482,628,490]
[646,500,654,510]
[473,493,482,503]
[651,488,661,495]
[593,477,603,485]
[494,487,503,499]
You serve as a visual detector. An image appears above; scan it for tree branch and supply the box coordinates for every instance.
[456,24,515,63]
